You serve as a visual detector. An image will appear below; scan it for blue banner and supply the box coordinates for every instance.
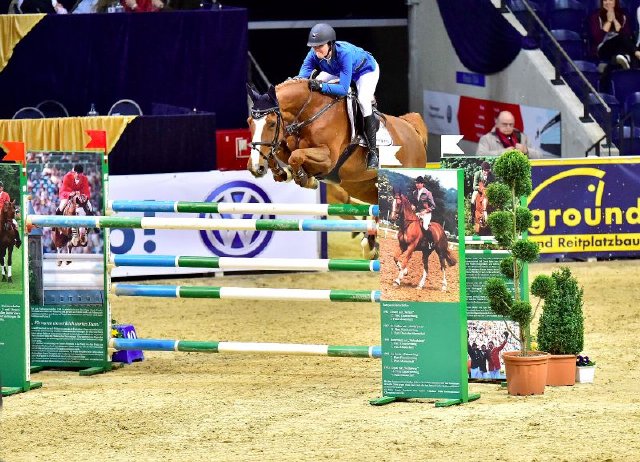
[529,157,640,259]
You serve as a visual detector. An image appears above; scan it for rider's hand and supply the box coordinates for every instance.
[308,80,323,92]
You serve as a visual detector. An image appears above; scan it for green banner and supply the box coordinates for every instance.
[377,168,472,404]
[27,151,110,371]
[0,162,32,393]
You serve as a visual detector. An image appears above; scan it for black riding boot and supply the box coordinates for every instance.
[13,224,21,248]
[364,115,379,170]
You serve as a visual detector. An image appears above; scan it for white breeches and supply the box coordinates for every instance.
[417,211,432,230]
[315,61,380,117]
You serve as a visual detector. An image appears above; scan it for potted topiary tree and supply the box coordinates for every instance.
[484,149,556,396]
[537,267,584,386]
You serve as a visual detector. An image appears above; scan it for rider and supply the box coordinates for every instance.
[0,180,22,248]
[55,164,95,218]
[471,161,495,224]
[412,176,436,232]
[296,23,380,171]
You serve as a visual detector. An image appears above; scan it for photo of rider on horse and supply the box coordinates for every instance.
[0,166,23,287]
[378,169,459,302]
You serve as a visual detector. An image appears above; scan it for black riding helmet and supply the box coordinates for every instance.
[307,23,336,47]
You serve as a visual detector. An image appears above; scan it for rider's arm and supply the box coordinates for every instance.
[321,52,354,97]
[297,50,319,79]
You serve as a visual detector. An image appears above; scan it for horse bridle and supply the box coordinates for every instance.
[249,92,343,169]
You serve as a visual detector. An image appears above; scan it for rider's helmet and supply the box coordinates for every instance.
[73,164,84,174]
[307,23,336,47]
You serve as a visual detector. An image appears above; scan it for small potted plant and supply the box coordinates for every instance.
[484,149,556,396]
[576,354,596,383]
[537,267,584,386]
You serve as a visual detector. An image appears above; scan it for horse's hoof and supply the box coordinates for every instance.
[1,276,5,282]
[7,277,12,283]
[65,261,71,266]
[393,280,400,286]
[57,261,62,267]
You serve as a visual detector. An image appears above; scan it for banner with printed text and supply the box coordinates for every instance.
[529,157,640,259]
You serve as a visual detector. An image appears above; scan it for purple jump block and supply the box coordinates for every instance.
[111,324,145,364]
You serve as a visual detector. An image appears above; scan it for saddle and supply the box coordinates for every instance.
[345,87,393,147]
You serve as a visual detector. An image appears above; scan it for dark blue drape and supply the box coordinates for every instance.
[0,8,247,128]
[109,113,217,175]
[436,0,523,74]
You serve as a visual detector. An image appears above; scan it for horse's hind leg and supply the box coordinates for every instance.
[438,254,448,292]
[417,251,429,290]
[6,249,12,283]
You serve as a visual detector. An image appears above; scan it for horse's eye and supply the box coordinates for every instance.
[267,121,276,129]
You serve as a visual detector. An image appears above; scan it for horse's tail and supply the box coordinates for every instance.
[399,112,428,148]
[445,249,457,267]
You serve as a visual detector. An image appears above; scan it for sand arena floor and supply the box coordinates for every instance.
[1,233,640,462]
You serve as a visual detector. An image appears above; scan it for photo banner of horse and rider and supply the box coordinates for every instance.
[378,168,470,402]
[26,151,109,369]
[440,156,500,237]
[0,160,31,393]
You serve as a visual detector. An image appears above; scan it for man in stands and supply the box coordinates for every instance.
[0,180,22,248]
[477,111,542,159]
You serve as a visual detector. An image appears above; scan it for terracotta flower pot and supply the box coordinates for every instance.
[546,354,577,386]
[503,351,549,396]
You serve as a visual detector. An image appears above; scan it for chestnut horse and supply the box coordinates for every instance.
[474,180,488,234]
[52,192,88,265]
[390,191,457,291]
[246,80,428,205]
[0,200,17,282]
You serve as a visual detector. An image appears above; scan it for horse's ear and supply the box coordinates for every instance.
[267,85,278,105]
[246,83,260,103]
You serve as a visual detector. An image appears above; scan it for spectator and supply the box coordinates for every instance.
[19,0,68,13]
[587,0,639,69]
[477,111,542,159]
[122,0,164,12]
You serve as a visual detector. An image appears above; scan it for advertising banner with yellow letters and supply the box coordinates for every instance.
[529,157,640,259]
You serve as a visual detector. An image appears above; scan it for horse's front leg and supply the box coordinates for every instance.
[289,146,332,190]
[6,248,12,283]
[394,242,417,286]
[0,254,5,282]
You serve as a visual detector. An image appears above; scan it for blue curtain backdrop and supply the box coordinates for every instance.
[436,0,523,74]
[0,8,248,128]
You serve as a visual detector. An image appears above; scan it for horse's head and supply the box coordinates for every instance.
[390,190,403,222]
[1,201,15,221]
[247,84,284,177]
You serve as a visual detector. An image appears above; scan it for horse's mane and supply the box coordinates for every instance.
[275,78,310,91]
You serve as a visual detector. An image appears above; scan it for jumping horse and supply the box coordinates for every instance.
[246,79,428,258]
[52,192,89,265]
[0,200,17,282]
[246,79,427,205]
[389,191,457,291]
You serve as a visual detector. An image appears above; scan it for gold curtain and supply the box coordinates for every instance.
[0,116,136,154]
[0,14,46,72]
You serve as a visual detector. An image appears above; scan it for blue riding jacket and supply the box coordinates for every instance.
[297,41,377,97]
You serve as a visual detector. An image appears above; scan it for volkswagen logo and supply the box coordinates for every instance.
[199,180,274,257]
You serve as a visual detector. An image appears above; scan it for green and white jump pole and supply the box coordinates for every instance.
[27,215,377,233]
[111,284,381,302]
[111,255,380,272]
[110,338,381,358]
[107,200,379,217]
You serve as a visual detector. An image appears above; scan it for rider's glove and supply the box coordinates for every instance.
[308,80,323,92]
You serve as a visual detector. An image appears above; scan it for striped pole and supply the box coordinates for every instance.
[111,255,380,272]
[27,215,376,233]
[112,284,380,302]
[108,200,379,217]
[110,338,381,358]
